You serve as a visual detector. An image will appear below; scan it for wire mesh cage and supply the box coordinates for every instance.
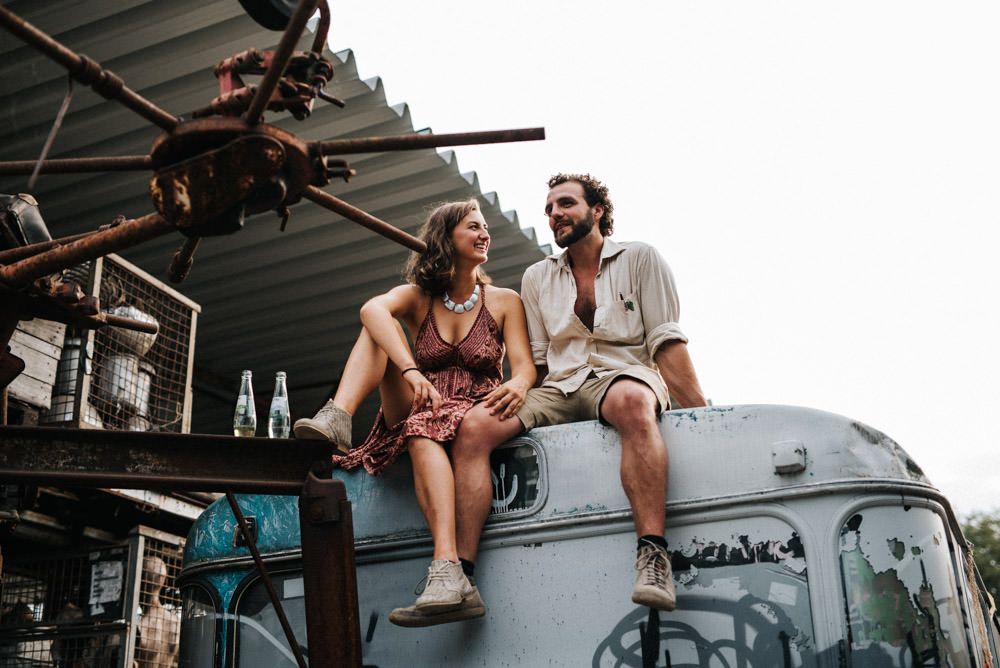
[0,527,184,668]
[39,254,200,433]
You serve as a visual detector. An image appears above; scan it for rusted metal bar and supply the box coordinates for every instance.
[167,237,201,284]
[227,491,308,668]
[0,213,174,287]
[0,425,335,493]
[0,7,180,131]
[310,0,331,54]
[320,127,546,155]
[28,74,74,190]
[0,155,152,176]
[299,473,362,667]
[103,313,158,334]
[244,0,320,126]
[303,186,426,252]
[0,230,97,264]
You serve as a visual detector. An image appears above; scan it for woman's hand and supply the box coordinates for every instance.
[404,369,442,412]
[482,379,530,420]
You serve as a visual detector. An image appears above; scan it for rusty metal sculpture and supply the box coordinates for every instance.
[0,0,543,389]
[0,4,543,664]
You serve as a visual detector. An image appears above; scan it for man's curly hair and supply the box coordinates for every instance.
[547,173,614,236]
[404,199,490,295]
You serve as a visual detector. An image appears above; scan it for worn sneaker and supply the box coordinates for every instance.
[414,560,475,612]
[388,563,486,627]
[293,400,351,453]
[632,541,676,611]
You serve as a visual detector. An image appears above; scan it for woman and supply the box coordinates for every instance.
[294,199,535,627]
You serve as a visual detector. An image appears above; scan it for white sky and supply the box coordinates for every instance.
[328,1,1000,516]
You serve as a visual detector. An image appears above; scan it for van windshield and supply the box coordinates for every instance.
[839,506,972,667]
[233,571,307,667]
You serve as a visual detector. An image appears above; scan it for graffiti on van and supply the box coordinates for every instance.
[595,523,814,666]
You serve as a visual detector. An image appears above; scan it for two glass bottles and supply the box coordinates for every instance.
[232,370,290,438]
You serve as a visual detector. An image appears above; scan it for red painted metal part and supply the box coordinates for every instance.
[244,0,320,126]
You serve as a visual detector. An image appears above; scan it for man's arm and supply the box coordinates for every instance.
[653,340,707,408]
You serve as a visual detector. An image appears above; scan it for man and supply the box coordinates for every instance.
[450,173,706,614]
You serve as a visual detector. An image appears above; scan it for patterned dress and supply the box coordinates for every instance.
[333,286,504,476]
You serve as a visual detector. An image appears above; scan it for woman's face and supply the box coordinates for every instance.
[450,208,490,265]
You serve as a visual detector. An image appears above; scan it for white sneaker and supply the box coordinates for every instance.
[632,542,676,612]
[413,560,475,613]
[292,400,351,453]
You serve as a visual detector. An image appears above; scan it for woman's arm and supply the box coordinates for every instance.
[360,285,441,411]
[483,289,535,420]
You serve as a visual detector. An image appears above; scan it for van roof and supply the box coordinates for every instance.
[183,404,935,568]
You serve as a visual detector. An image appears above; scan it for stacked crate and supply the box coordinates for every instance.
[0,526,185,667]
[39,254,200,433]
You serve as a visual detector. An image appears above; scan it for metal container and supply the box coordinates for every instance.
[105,305,158,356]
[97,353,155,417]
[52,337,93,395]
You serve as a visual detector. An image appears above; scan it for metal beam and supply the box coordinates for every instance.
[0,426,335,494]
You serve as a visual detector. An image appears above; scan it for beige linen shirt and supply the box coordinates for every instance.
[520,238,688,395]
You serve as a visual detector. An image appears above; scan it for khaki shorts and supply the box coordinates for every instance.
[515,365,670,431]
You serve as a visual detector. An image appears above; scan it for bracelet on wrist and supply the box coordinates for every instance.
[401,367,420,376]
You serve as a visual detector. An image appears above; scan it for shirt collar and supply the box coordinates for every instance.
[549,236,626,269]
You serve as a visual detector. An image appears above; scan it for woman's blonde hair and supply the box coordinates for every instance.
[404,199,491,295]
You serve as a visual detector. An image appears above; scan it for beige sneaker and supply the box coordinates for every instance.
[293,400,351,454]
[389,568,486,627]
[631,542,676,611]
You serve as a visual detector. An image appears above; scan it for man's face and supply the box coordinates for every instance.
[545,181,603,248]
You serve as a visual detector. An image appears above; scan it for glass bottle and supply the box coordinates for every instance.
[267,371,291,439]
[233,370,256,437]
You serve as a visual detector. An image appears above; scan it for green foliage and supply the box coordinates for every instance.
[962,511,1000,599]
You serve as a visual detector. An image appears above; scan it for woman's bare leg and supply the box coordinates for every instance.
[332,321,413,423]
[408,436,459,561]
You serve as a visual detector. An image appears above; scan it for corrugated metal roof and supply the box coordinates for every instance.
[0,0,548,438]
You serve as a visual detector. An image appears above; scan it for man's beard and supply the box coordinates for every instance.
[554,211,595,248]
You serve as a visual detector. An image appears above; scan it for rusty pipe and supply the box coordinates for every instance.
[0,6,180,131]
[102,313,159,334]
[302,187,426,252]
[28,74,74,190]
[0,231,99,265]
[0,213,175,287]
[244,0,320,126]
[0,155,152,176]
[319,127,545,155]
[310,0,331,54]
[167,237,201,284]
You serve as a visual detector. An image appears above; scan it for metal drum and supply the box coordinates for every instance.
[97,353,155,417]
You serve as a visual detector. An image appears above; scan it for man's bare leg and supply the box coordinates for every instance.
[600,379,676,611]
[599,379,667,537]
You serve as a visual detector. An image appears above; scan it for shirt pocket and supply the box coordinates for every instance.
[598,291,644,344]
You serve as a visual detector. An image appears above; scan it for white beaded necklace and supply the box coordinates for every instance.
[442,283,480,314]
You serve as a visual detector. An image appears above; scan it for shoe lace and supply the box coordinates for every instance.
[413,563,451,595]
[314,402,338,419]
[635,546,668,588]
